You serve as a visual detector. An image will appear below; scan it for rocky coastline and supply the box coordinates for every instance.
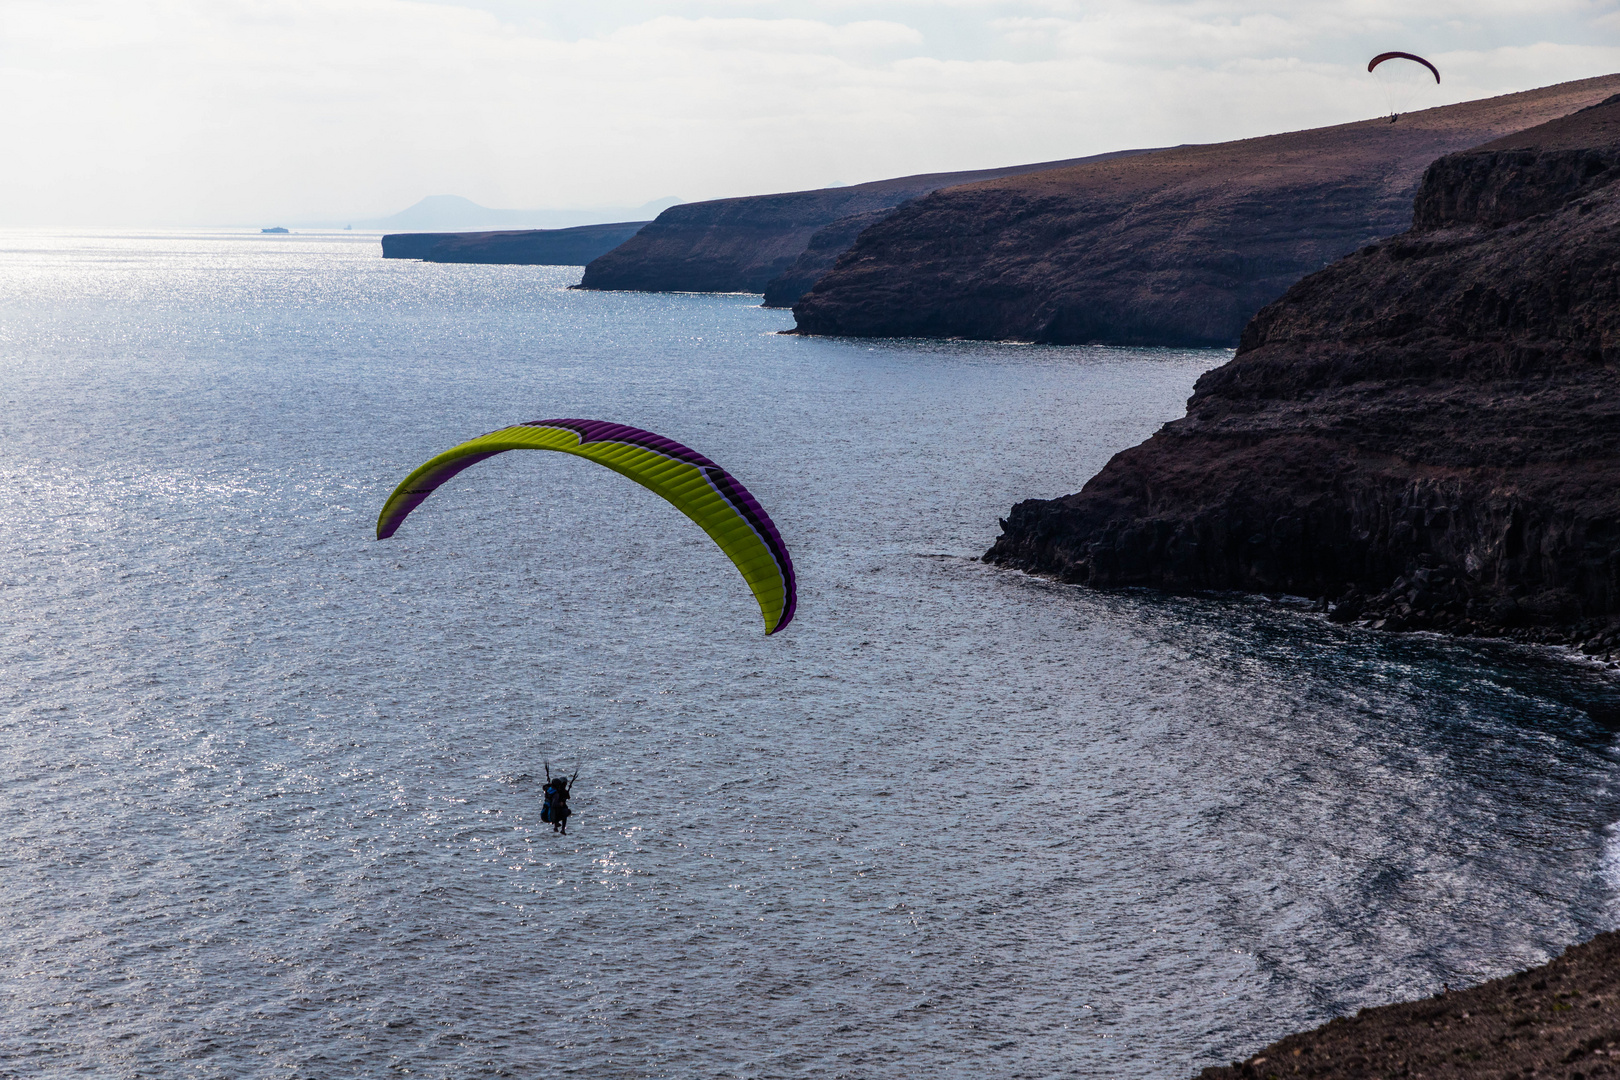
[792,75,1620,347]
[759,207,893,308]
[574,149,1157,299]
[985,94,1620,658]
[380,220,648,265]
[1197,930,1620,1080]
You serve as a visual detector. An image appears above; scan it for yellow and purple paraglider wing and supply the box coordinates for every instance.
[376,419,796,635]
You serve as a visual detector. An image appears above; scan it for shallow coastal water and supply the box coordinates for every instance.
[3,228,1620,1079]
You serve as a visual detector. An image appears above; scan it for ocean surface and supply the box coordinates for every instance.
[4,228,1620,1080]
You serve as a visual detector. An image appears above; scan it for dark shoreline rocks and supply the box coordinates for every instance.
[984,95,1620,657]
[791,75,1620,347]
[760,208,894,308]
[1197,930,1620,1080]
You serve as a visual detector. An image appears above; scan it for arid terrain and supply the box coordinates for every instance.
[792,75,1620,346]
[573,149,1156,297]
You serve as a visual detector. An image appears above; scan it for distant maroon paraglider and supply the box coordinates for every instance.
[1368,52,1440,122]
[1367,52,1440,83]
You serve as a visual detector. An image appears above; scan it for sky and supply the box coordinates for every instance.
[3,0,1619,225]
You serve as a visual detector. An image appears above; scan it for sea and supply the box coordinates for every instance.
[3,228,1620,1079]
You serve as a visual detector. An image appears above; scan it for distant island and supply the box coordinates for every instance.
[260,226,288,234]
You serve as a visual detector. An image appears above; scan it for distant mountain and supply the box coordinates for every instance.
[347,195,682,232]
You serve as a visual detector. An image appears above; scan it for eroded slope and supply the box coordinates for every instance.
[793,75,1620,346]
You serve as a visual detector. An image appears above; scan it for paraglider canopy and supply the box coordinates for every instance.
[1368,52,1440,122]
[376,419,797,635]
[1367,52,1440,83]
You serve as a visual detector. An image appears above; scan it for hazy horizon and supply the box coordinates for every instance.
[4,0,1618,227]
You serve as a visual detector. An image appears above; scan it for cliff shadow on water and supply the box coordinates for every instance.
[985,93,1620,659]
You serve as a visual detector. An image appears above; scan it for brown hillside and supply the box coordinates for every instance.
[573,148,1158,296]
[792,74,1620,346]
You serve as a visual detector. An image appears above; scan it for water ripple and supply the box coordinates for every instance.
[0,228,1616,1078]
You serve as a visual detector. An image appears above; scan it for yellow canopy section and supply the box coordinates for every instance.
[376,419,796,634]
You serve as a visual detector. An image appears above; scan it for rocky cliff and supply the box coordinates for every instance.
[380,221,649,265]
[381,232,457,260]
[574,149,1158,297]
[983,95,1620,652]
[760,208,893,308]
[792,75,1620,347]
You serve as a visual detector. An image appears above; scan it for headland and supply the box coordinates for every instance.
[791,75,1620,346]
[573,149,1159,301]
[986,94,1620,658]
[380,220,650,265]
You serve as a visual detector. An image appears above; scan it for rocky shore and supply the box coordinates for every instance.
[1197,930,1620,1080]
[792,75,1620,347]
[985,94,1620,654]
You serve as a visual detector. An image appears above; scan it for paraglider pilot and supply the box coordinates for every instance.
[542,763,577,835]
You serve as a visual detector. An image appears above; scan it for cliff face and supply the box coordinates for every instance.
[574,149,1158,297]
[792,75,1620,347]
[760,208,894,308]
[380,221,648,265]
[984,96,1620,649]
[381,233,456,260]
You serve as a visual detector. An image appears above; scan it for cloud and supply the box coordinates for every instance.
[992,11,1311,63]
[613,16,924,52]
[0,0,1616,225]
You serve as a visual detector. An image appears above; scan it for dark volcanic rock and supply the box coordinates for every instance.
[576,149,1159,296]
[381,232,455,259]
[1197,930,1620,1080]
[792,74,1620,347]
[1414,95,1620,227]
[380,221,648,265]
[760,208,894,308]
[983,94,1620,648]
